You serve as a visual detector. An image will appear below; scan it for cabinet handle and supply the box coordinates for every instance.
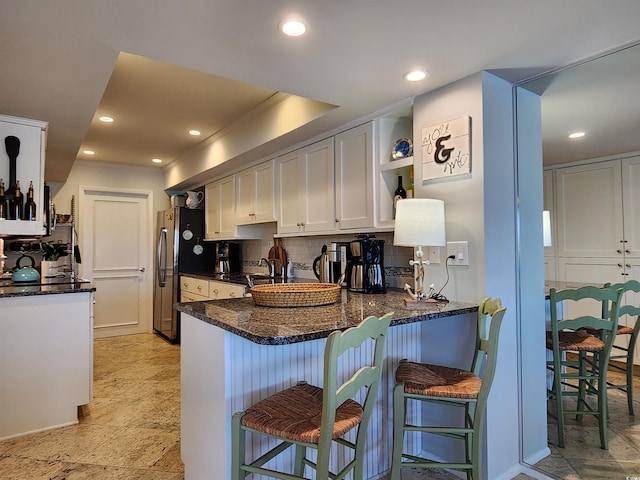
[618,264,623,268]
[213,289,219,294]
[617,249,623,254]
[184,282,189,288]
[626,264,631,268]
[197,285,202,291]
[229,292,236,297]
[335,219,339,223]
[626,249,631,254]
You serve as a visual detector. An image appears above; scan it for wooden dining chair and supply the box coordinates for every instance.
[390,297,507,480]
[231,312,392,480]
[546,285,623,449]
[599,280,640,415]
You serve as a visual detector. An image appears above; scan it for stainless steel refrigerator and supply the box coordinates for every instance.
[153,207,214,343]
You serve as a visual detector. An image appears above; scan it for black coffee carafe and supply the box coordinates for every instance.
[346,235,386,294]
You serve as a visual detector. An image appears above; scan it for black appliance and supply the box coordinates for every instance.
[346,235,386,294]
[214,241,241,273]
[153,207,215,343]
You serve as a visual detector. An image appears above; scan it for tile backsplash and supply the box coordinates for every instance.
[240,225,415,289]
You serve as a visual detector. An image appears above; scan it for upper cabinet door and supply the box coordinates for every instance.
[555,160,624,258]
[622,155,640,258]
[334,123,375,230]
[276,139,335,235]
[301,138,335,234]
[205,175,236,239]
[236,160,275,225]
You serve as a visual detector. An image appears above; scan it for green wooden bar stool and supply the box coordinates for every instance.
[231,312,392,480]
[589,280,640,415]
[390,297,507,480]
[546,285,623,449]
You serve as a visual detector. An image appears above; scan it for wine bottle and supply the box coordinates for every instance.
[23,180,37,221]
[393,175,407,216]
[0,178,6,220]
[9,180,22,220]
[406,167,414,198]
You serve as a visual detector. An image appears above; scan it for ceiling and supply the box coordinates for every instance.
[1,1,640,184]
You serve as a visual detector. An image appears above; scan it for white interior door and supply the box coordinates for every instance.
[79,186,153,338]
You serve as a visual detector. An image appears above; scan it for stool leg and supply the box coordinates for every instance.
[598,353,609,449]
[231,412,246,480]
[627,342,636,416]
[390,383,406,480]
[294,445,306,476]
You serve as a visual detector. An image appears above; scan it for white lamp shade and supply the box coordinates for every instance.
[543,210,552,247]
[394,198,446,247]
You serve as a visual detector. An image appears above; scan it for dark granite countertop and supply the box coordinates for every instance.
[175,288,478,345]
[0,278,96,298]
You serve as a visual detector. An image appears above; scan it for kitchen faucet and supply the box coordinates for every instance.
[259,257,276,277]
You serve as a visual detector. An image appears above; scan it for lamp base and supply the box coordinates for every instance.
[404,296,439,308]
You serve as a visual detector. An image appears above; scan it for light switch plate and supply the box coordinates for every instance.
[446,241,469,266]
[427,247,441,264]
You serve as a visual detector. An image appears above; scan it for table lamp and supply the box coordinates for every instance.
[394,198,446,305]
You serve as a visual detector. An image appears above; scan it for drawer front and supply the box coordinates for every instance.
[209,280,246,299]
[181,291,209,302]
[180,276,210,297]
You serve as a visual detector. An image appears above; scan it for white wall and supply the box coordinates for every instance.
[412,72,523,479]
[51,159,169,216]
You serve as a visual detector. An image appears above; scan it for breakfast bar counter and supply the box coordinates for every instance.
[176,289,478,479]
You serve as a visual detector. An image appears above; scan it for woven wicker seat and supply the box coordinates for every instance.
[395,362,481,399]
[241,383,363,443]
[546,285,623,450]
[545,330,605,352]
[231,312,392,480]
[390,297,506,480]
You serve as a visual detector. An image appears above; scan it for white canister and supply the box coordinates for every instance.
[41,260,58,278]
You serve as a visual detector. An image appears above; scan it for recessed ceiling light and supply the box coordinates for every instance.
[568,131,586,139]
[188,130,201,136]
[280,18,307,37]
[83,150,95,155]
[152,158,163,164]
[404,71,428,82]
[99,116,114,123]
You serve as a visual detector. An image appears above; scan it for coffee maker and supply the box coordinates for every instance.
[214,242,241,274]
[346,235,386,294]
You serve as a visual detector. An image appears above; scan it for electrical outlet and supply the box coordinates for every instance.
[427,247,441,264]
[446,241,469,266]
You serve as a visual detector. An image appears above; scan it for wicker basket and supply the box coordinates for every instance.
[249,283,341,307]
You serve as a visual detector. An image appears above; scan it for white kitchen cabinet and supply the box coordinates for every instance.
[1,292,93,439]
[180,275,247,301]
[208,280,247,299]
[555,160,624,258]
[180,275,210,301]
[276,138,335,235]
[0,114,48,236]
[334,123,375,230]
[236,160,275,225]
[205,175,236,239]
[555,155,640,277]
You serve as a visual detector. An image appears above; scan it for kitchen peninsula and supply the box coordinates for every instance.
[0,279,96,440]
[177,289,478,479]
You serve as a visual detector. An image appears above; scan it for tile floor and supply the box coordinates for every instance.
[0,334,183,479]
[1,333,639,479]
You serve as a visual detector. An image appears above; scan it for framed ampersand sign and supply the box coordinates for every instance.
[421,116,471,181]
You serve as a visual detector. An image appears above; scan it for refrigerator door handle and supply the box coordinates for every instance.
[157,227,167,287]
